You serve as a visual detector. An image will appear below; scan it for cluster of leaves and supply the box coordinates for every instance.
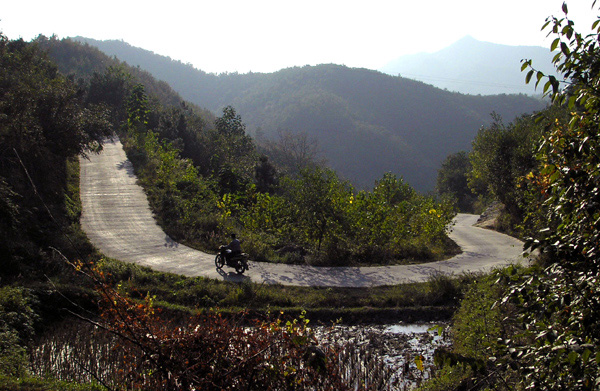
[209,161,455,265]
[497,3,600,389]
[0,286,38,378]
[426,3,600,390]
[416,270,511,391]
[0,33,112,280]
[73,261,350,390]
[0,33,118,388]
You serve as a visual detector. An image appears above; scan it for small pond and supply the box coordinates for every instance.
[315,322,450,390]
[31,320,450,390]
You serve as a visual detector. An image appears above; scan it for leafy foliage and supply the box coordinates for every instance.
[425,3,600,390]
[0,286,38,378]
[435,151,477,213]
[466,111,553,233]
[495,4,600,389]
[0,33,111,279]
[115,81,457,265]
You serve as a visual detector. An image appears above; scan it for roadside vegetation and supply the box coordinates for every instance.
[33,35,459,268]
[4,1,600,388]
[0,30,462,389]
[425,3,600,389]
[119,92,457,266]
[98,257,470,320]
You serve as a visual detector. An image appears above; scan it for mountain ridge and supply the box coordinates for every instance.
[70,36,547,191]
[380,35,558,95]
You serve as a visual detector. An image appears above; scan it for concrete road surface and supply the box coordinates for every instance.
[80,138,529,287]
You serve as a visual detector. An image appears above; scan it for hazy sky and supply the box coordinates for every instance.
[1,0,597,74]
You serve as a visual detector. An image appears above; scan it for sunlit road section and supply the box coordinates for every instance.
[80,138,529,287]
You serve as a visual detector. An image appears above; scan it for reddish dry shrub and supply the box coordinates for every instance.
[81,261,350,390]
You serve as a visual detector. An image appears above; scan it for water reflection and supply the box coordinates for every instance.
[315,322,450,390]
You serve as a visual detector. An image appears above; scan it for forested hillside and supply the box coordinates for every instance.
[71,37,547,191]
[3,33,455,388]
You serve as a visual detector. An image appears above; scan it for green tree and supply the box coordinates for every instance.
[254,155,278,193]
[283,167,352,255]
[421,5,600,389]
[436,151,476,213]
[0,287,38,377]
[259,130,323,175]
[468,113,545,232]
[495,3,600,390]
[126,83,150,132]
[0,33,111,278]
[206,106,256,183]
[215,105,246,136]
[86,65,132,127]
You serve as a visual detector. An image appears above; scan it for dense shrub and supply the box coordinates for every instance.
[0,287,38,377]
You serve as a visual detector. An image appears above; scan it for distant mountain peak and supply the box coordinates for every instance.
[380,37,558,95]
[455,35,478,43]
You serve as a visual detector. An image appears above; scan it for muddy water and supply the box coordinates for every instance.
[315,322,450,390]
[31,319,448,390]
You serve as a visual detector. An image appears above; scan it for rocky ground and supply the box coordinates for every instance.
[474,201,503,229]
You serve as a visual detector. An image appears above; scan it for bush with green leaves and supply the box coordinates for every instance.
[0,286,38,377]
[424,3,600,390]
[436,151,478,213]
[422,4,600,389]
[466,111,553,235]
[417,269,520,391]
[515,9,600,388]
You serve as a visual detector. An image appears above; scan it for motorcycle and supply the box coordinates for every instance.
[215,245,249,274]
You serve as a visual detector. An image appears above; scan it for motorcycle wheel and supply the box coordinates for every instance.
[215,254,225,269]
[235,261,246,274]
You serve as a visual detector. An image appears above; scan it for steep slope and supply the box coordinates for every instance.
[212,65,546,190]
[80,138,530,286]
[71,37,546,191]
[380,36,558,95]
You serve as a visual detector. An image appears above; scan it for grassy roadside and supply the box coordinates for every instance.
[0,158,472,389]
[51,154,468,326]
[96,257,474,324]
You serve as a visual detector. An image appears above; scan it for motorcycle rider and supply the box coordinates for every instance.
[225,233,242,263]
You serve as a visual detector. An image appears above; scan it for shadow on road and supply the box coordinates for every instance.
[217,268,250,283]
[116,160,137,178]
[164,235,179,248]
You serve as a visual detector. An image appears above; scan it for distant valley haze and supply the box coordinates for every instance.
[68,36,548,191]
[75,35,560,96]
[1,0,595,74]
[379,35,559,96]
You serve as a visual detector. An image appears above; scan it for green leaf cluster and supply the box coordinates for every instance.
[438,103,573,236]
[0,286,39,378]
[427,3,600,390]
[500,5,600,387]
[0,34,112,280]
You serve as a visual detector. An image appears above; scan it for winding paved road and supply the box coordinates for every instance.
[80,138,529,287]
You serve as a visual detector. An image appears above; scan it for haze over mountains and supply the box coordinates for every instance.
[380,36,558,96]
[72,36,548,191]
